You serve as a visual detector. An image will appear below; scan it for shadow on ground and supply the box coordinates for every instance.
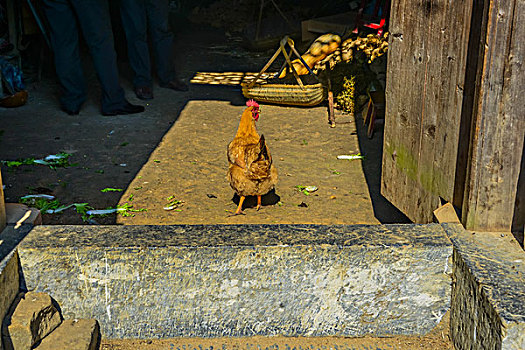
[1,21,409,225]
[353,112,411,224]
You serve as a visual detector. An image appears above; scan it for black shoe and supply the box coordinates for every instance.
[159,78,188,92]
[134,86,154,100]
[102,102,145,116]
[61,106,80,115]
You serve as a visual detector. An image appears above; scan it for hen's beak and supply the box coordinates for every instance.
[252,107,260,121]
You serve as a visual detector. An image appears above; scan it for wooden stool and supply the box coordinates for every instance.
[363,89,385,138]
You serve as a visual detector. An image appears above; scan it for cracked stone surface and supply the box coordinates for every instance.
[445,223,525,350]
[18,224,452,339]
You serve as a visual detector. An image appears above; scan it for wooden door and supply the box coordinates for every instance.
[381,0,475,223]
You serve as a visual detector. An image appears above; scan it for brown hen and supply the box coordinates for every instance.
[227,100,278,215]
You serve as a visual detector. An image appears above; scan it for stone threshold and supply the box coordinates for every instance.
[4,223,522,348]
[15,224,452,339]
[444,223,525,350]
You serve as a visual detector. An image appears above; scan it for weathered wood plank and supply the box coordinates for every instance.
[382,0,429,222]
[418,0,447,217]
[381,0,410,217]
[382,0,474,223]
[453,0,490,209]
[435,0,474,201]
[463,0,525,231]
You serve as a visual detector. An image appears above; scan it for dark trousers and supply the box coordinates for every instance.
[42,0,127,112]
[120,0,175,88]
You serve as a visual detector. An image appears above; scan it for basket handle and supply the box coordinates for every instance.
[285,37,318,77]
[247,45,282,89]
[247,36,319,89]
[276,37,319,80]
[280,37,305,89]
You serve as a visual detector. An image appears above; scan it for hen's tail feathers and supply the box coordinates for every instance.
[256,135,272,165]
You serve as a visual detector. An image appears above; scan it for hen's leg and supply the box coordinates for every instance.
[256,195,262,211]
[234,196,245,215]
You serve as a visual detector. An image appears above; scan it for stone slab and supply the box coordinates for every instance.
[0,251,19,350]
[444,223,525,350]
[36,319,100,350]
[5,292,62,350]
[5,204,41,227]
[17,224,452,339]
[1,225,32,350]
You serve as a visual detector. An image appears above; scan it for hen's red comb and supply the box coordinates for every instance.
[246,99,259,108]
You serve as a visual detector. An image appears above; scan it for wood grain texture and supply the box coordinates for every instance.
[453,0,490,210]
[382,0,474,223]
[462,0,525,231]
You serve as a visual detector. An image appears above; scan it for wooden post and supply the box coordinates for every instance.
[462,0,525,232]
[0,170,6,231]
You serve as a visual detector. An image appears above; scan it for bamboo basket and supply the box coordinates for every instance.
[242,82,326,107]
[242,36,326,107]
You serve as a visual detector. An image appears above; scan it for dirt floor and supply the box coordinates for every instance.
[0,12,454,349]
[0,22,408,226]
[101,313,452,350]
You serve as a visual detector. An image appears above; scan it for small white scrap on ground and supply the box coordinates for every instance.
[20,194,55,200]
[33,160,50,165]
[337,154,364,160]
[86,208,124,215]
[304,186,318,192]
[33,153,70,165]
[44,154,67,161]
[45,204,76,214]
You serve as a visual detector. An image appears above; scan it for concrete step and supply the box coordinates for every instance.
[16,224,452,340]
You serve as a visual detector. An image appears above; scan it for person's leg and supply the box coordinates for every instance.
[69,0,130,112]
[120,0,152,89]
[41,0,86,113]
[146,0,175,85]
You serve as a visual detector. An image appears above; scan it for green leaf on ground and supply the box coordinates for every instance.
[3,153,76,170]
[101,188,123,192]
[295,185,310,196]
[117,202,147,217]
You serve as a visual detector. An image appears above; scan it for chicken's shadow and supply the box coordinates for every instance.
[232,189,280,209]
